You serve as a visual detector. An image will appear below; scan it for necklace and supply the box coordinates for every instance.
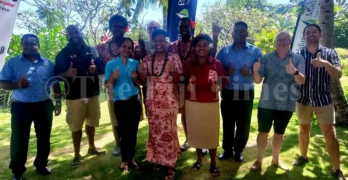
[151,51,168,77]
[177,38,192,62]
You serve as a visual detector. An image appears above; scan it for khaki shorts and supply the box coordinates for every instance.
[108,100,118,126]
[66,96,101,132]
[296,103,335,125]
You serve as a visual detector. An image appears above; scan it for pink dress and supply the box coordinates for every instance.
[142,53,183,168]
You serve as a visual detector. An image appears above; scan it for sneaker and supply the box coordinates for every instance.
[332,169,346,180]
[72,155,81,168]
[112,146,121,156]
[292,156,309,166]
[88,147,106,156]
[180,141,190,152]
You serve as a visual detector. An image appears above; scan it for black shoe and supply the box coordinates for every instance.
[218,151,232,160]
[234,152,244,162]
[36,167,51,176]
[12,174,22,180]
[332,169,346,180]
[202,149,208,156]
[292,156,309,166]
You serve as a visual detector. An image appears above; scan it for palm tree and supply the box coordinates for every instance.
[320,0,348,124]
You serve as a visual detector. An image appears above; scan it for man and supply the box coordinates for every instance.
[292,24,345,180]
[55,25,106,167]
[96,14,129,156]
[0,34,61,180]
[250,32,305,171]
[136,20,160,117]
[216,21,262,162]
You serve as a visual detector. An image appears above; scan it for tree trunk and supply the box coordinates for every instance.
[162,6,168,31]
[132,0,144,25]
[320,0,348,125]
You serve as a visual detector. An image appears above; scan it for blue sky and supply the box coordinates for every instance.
[14,0,290,34]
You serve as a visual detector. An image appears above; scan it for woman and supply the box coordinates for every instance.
[184,34,229,177]
[139,30,183,180]
[105,38,141,172]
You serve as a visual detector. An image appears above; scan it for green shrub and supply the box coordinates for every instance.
[336,48,348,60]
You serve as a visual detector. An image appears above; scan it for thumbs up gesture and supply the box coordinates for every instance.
[253,57,261,72]
[131,68,137,79]
[286,59,297,74]
[138,60,146,75]
[311,52,326,68]
[167,60,175,73]
[212,22,222,37]
[187,77,194,92]
[18,74,29,89]
[240,63,251,76]
[88,60,97,74]
[228,61,234,75]
[111,66,120,79]
[66,62,78,77]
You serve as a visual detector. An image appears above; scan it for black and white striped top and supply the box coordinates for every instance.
[297,45,341,107]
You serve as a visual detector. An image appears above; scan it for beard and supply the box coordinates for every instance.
[69,37,82,45]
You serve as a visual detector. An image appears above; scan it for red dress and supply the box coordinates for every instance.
[142,53,183,168]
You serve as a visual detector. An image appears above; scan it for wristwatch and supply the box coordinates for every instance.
[293,70,299,76]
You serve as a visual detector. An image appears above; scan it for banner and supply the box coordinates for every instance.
[291,0,320,53]
[167,0,198,42]
[0,0,20,70]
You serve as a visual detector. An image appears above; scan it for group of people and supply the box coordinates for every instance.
[0,13,346,180]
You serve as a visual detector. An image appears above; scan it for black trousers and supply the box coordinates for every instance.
[220,88,254,153]
[114,95,141,162]
[9,99,54,175]
[142,86,148,115]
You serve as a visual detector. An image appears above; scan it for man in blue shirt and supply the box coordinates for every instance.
[55,25,106,168]
[0,34,61,180]
[216,21,262,162]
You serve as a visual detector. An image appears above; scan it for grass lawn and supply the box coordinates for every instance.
[0,77,348,180]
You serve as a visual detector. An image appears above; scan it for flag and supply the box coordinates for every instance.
[0,0,20,70]
[167,0,198,42]
[291,0,320,53]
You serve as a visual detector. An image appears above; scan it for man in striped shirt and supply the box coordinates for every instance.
[293,24,345,180]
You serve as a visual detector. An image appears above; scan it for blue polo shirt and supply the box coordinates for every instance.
[104,56,139,101]
[0,54,54,102]
[216,43,262,90]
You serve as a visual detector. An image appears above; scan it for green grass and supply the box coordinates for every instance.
[1,77,348,180]
[336,48,348,60]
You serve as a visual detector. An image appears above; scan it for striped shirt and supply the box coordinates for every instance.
[297,45,341,107]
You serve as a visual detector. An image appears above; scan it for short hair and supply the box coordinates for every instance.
[152,29,169,40]
[147,21,160,28]
[234,21,248,30]
[66,24,80,32]
[193,34,213,47]
[21,34,40,46]
[118,37,134,51]
[180,17,191,27]
[303,24,321,36]
[109,14,128,30]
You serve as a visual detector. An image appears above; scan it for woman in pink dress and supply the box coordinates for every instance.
[139,30,183,180]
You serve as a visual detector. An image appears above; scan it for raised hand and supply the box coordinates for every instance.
[253,57,261,72]
[66,62,78,77]
[228,61,234,75]
[212,22,222,37]
[286,59,297,74]
[18,74,29,88]
[111,66,120,79]
[312,52,326,68]
[240,64,251,76]
[167,61,175,73]
[88,60,97,74]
